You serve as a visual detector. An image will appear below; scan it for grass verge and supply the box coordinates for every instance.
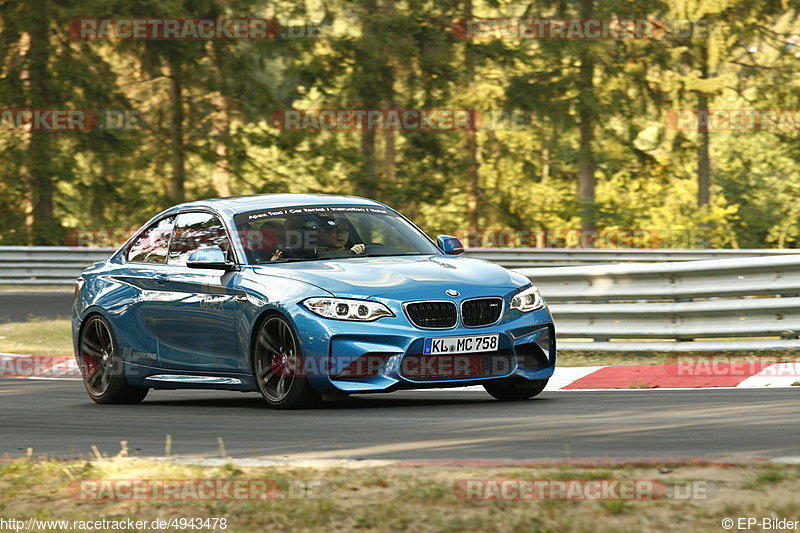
[1,458,799,532]
[0,285,73,292]
[0,319,73,356]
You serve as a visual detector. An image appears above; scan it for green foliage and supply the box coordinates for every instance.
[0,0,798,247]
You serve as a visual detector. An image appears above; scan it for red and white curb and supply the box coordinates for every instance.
[0,354,78,380]
[419,361,800,391]
[2,354,799,389]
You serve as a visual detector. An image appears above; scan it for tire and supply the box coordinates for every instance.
[483,377,548,401]
[77,315,149,404]
[253,314,322,409]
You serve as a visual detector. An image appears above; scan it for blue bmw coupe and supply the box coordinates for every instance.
[73,194,556,408]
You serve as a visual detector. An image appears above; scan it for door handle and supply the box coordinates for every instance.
[154,273,169,285]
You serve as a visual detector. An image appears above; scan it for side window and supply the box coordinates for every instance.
[127,216,175,263]
[167,212,232,266]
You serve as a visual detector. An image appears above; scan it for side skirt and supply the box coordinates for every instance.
[124,362,257,391]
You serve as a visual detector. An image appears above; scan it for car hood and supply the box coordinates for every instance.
[251,255,530,300]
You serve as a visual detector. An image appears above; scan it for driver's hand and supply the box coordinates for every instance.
[350,243,365,254]
[270,249,283,261]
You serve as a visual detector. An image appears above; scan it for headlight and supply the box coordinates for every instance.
[302,297,394,321]
[510,285,544,312]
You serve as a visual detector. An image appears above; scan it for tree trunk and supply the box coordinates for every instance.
[463,0,480,232]
[211,92,232,197]
[465,129,480,231]
[382,2,397,187]
[576,0,597,242]
[696,43,711,207]
[167,58,185,204]
[541,137,551,184]
[356,0,379,200]
[384,120,396,184]
[26,1,58,244]
[360,129,378,198]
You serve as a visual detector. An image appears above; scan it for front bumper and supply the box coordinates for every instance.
[291,302,556,394]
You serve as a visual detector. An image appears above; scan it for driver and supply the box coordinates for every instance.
[317,216,365,256]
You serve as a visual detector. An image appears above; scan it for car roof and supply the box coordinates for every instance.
[173,193,388,217]
[111,193,403,263]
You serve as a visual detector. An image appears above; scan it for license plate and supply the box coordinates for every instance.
[423,334,499,355]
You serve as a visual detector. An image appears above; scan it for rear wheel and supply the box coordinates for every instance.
[483,377,548,401]
[253,315,321,409]
[77,315,149,404]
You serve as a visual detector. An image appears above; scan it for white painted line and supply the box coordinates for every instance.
[771,457,800,464]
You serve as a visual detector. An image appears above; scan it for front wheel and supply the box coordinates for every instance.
[483,378,548,401]
[253,315,322,409]
[77,315,149,404]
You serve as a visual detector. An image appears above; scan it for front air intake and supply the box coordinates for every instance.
[404,301,457,329]
[461,297,503,327]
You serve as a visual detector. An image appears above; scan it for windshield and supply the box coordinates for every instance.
[232,204,441,264]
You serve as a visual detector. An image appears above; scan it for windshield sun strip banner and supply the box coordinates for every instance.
[234,204,395,224]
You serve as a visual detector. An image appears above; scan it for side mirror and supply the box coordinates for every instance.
[436,235,465,255]
[187,246,235,271]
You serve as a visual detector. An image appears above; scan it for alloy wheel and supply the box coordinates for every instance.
[78,317,115,397]
[254,316,300,403]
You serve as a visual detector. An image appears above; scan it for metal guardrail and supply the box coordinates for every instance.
[3,246,800,285]
[0,246,115,285]
[465,247,800,268]
[3,246,800,353]
[520,255,800,352]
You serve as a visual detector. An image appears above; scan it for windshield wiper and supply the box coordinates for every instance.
[253,253,430,264]
[253,257,317,264]
[361,253,428,258]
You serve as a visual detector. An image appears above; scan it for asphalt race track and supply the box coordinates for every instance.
[1,291,799,461]
[2,379,799,461]
[0,291,73,323]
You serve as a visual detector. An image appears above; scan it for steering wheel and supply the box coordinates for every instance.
[363,243,385,253]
